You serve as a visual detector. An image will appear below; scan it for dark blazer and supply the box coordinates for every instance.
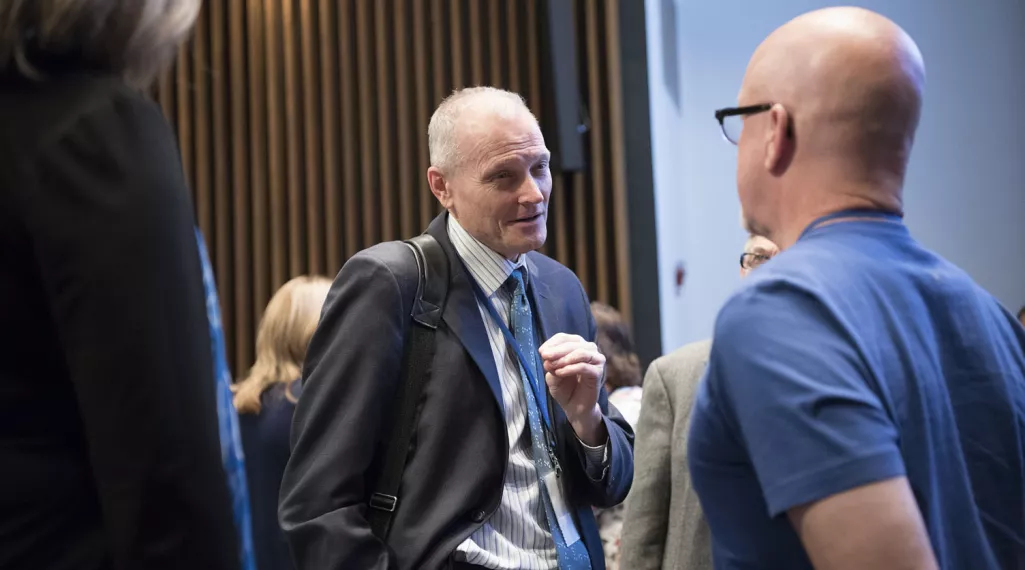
[280,213,634,570]
[0,74,240,570]
[240,381,303,570]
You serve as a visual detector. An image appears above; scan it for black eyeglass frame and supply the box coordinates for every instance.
[713,104,783,144]
[715,103,773,124]
[739,252,771,270]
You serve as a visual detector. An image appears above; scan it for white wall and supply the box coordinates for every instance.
[647,0,1025,354]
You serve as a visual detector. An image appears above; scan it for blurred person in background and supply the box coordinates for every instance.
[234,275,331,570]
[590,302,644,426]
[619,235,778,570]
[0,1,240,569]
[589,301,642,570]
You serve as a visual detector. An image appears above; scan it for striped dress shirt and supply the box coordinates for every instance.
[448,216,604,570]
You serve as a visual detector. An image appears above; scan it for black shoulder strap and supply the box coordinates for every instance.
[367,234,448,540]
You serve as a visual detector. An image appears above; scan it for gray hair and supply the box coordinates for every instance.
[0,0,201,88]
[428,86,536,172]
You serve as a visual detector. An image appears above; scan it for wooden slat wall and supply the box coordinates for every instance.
[159,0,632,377]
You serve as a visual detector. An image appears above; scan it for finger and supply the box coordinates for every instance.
[553,362,604,379]
[539,339,593,361]
[550,347,605,370]
[538,333,585,355]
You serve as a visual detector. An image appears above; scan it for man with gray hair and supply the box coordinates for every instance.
[280,87,634,570]
[619,235,778,570]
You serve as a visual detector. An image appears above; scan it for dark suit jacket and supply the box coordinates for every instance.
[0,74,240,570]
[280,213,634,570]
[240,381,302,570]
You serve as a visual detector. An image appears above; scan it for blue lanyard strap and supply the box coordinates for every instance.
[799,208,903,241]
[469,277,553,430]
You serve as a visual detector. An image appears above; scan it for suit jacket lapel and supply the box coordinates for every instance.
[426,214,505,410]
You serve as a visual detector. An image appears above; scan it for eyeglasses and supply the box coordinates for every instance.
[714,103,773,145]
[740,252,771,270]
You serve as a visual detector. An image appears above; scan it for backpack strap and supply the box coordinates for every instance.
[367,234,449,540]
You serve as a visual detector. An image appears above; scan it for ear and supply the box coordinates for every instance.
[427,166,453,210]
[763,103,794,175]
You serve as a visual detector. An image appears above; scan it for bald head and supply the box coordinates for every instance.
[745,8,924,176]
[735,8,925,247]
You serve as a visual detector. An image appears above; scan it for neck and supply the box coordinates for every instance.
[770,176,903,250]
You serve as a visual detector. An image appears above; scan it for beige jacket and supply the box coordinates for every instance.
[619,340,713,570]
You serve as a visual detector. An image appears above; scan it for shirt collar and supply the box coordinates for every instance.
[447,214,527,297]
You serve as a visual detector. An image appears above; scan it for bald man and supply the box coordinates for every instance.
[690,8,1025,570]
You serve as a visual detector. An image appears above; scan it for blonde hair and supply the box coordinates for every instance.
[0,0,201,87]
[233,276,332,415]
[428,86,536,172]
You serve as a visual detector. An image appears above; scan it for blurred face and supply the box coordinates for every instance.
[739,235,780,277]
[430,111,552,259]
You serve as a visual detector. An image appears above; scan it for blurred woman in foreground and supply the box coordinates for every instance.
[0,1,240,568]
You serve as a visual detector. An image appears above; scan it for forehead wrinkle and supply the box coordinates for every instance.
[461,120,547,174]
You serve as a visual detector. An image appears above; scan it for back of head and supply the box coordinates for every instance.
[590,301,642,392]
[736,7,926,247]
[0,0,200,88]
[233,276,332,414]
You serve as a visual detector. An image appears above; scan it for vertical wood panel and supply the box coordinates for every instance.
[605,0,632,319]
[283,0,305,279]
[374,1,396,241]
[355,0,377,245]
[319,0,341,273]
[468,0,484,85]
[228,0,252,369]
[209,0,234,362]
[413,0,433,230]
[248,0,269,322]
[175,41,193,189]
[264,0,287,288]
[506,1,521,94]
[338,0,360,260]
[394,0,415,238]
[488,0,503,87]
[449,0,464,88]
[431,1,447,104]
[161,0,634,375]
[585,0,609,302]
[300,0,323,275]
[192,7,213,239]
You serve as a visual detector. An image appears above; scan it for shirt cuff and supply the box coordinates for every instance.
[578,436,610,480]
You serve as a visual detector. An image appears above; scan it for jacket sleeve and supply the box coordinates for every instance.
[279,247,414,570]
[564,280,635,509]
[27,91,240,570]
[619,362,674,570]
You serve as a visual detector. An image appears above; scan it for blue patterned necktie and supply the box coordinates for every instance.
[507,268,591,569]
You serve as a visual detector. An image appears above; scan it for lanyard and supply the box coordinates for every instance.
[470,278,553,430]
[798,208,904,241]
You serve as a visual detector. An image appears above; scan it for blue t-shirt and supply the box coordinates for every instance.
[688,212,1025,569]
